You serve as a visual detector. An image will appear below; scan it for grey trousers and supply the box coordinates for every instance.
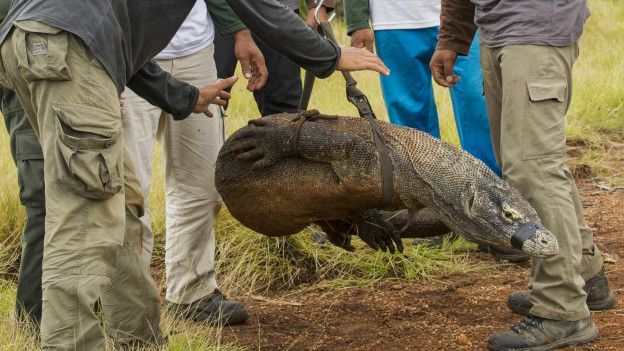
[480,43,603,321]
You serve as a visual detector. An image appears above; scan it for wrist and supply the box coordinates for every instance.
[233,29,252,42]
[347,22,371,36]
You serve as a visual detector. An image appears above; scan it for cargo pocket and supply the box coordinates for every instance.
[522,80,567,160]
[53,103,123,200]
[13,20,72,82]
[15,130,45,207]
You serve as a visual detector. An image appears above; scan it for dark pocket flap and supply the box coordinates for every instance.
[526,81,567,103]
[15,129,43,160]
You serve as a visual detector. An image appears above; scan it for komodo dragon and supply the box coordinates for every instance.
[215,112,559,258]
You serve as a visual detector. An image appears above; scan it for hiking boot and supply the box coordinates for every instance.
[478,245,530,263]
[165,289,249,325]
[507,267,616,315]
[487,315,598,351]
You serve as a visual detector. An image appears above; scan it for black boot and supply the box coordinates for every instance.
[508,267,616,315]
[166,289,249,325]
[487,315,598,351]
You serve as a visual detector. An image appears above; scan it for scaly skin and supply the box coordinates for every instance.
[215,113,559,257]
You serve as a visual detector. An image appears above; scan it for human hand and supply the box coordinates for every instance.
[430,49,460,87]
[351,28,375,53]
[233,29,268,91]
[306,5,326,28]
[337,47,389,75]
[193,76,238,117]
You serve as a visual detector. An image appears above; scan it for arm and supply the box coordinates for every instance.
[436,0,477,55]
[306,0,335,10]
[344,0,374,52]
[430,0,477,88]
[225,0,339,78]
[127,62,238,120]
[205,0,268,91]
[126,61,198,120]
[344,0,370,35]
[204,0,246,35]
[305,0,334,27]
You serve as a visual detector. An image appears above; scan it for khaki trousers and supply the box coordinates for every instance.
[0,21,162,349]
[480,43,604,321]
[121,45,224,304]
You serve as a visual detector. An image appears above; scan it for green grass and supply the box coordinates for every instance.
[0,1,623,348]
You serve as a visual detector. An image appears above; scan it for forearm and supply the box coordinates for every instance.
[306,0,335,11]
[225,0,340,78]
[126,61,198,120]
[437,0,477,55]
[205,0,246,35]
[344,0,370,35]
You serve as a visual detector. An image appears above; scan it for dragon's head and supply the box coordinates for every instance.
[456,181,559,258]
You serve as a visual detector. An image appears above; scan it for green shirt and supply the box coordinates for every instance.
[344,0,370,35]
[0,0,10,21]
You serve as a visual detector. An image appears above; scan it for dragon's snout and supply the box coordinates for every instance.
[511,222,559,258]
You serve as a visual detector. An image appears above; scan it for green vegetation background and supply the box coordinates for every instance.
[0,1,622,349]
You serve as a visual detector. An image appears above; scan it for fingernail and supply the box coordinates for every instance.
[244,73,252,78]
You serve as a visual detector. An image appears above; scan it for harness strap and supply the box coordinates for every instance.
[293,21,394,208]
[290,109,321,156]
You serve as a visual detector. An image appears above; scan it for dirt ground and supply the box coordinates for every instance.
[221,178,624,351]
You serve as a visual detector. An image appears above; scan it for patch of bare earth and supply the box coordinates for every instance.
[221,181,624,350]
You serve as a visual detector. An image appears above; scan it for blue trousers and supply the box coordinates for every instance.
[375,28,501,175]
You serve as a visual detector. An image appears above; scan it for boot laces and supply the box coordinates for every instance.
[511,316,544,334]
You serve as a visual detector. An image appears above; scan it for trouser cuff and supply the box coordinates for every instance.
[529,304,590,322]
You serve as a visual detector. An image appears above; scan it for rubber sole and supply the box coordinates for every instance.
[488,322,599,351]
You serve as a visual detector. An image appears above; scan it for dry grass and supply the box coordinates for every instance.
[0,1,622,348]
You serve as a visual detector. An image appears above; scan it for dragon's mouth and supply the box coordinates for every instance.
[511,222,559,258]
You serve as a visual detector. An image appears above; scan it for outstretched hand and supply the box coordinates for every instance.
[337,47,390,76]
[227,118,296,170]
[193,76,238,117]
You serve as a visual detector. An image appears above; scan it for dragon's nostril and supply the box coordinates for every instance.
[541,239,548,245]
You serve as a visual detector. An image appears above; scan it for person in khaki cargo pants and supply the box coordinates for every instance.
[0,0,389,348]
[0,19,240,349]
[430,0,616,350]
[0,0,44,333]
[0,22,166,349]
[122,0,264,325]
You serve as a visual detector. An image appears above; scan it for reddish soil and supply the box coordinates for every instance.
[221,180,624,351]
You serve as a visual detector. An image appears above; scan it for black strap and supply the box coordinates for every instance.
[317,21,395,208]
[299,70,316,112]
[290,110,320,155]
